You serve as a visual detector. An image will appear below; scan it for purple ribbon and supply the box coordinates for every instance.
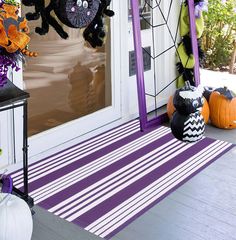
[0,54,21,87]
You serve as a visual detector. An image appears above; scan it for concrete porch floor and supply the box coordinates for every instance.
[31,124,236,240]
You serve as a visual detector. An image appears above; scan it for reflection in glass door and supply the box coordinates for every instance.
[23,9,111,136]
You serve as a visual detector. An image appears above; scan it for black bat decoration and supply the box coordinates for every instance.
[2,16,25,36]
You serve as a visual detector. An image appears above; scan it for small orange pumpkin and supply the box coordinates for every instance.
[167,95,210,123]
[209,88,236,129]
[201,97,210,123]
[167,95,175,119]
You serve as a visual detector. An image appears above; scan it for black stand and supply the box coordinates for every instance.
[0,80,34,208]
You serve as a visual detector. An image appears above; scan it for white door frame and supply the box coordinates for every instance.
[8,0,122,160]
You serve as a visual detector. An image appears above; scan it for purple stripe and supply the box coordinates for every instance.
[104,144,235,240]
[27,126,165,193]
[38,132,174,209]
[10,120,140,176]
[89,143,232,238]
[72,137,215,227]
[51,140,186,217]
[10,117,234,240]
[14,122,140,183]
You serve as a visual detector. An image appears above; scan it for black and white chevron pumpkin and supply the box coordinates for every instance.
[171,81,205,142]
[171,111,205,142]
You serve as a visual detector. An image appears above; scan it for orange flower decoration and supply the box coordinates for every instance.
[0,2,30,53]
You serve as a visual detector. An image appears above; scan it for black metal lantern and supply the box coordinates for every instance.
[0,80,33,208]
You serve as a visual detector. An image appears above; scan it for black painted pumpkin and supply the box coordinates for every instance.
[171,111,205,142]
[203,86,215,102]
[54,0,100,28]
[174,81,204,115]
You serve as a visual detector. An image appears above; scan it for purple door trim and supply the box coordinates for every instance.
[188,0,200,86]
[130,0,200,131]
[130,0,147,131]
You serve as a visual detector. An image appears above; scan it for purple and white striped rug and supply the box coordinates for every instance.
[11,120,234,239]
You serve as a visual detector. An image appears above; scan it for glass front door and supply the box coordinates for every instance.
[21,1,121,157]
[23,13,112,136]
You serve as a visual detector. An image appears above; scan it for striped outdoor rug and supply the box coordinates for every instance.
[11,120,234,239]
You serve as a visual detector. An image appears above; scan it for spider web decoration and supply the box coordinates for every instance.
[140,0,182,117]
[130,0,200,130]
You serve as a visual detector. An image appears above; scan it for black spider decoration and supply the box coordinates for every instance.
[83,0,114,48]
[22,0,114,47]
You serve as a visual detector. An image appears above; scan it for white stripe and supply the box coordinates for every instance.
[60,141,187,219]
[98,142,231,238]
[12,121,139,184]
[33,127,169,203]
[85,140,224,231]
[87,142,231,237]
[15,122,149,189]
[97,145,230,238]
[64,140,200,221]
[52,139,184,217]
[14,123,139,181]
[13,123,140,185]
[184,121,204,131]
[183,114,203,127]
[32,127,170,203]
[49,138,179,214]
[11,120,139,178]
[183,134,204,142]
[183,129,205,136]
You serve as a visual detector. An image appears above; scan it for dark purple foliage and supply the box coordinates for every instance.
[0,47,22,87]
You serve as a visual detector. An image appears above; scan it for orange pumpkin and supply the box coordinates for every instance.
[201,97,210,123]
[209,89,236,129]
[167,95,175,119]
[167,95,210,123]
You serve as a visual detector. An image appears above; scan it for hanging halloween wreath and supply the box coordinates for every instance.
[176,0,208,88]
[22,0,114,48]
[0,0,37,87]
